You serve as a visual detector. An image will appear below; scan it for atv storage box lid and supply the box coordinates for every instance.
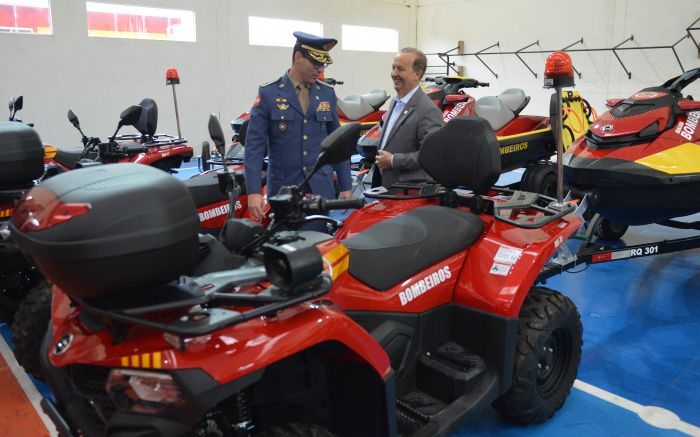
[11,163,200,299]
[0,122,44,188]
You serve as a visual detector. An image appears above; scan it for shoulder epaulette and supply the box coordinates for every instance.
[260,77,281,88]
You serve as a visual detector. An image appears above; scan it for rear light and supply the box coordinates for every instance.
[0,203,14,219]
[12,187,91,232]
[107,369,185,414]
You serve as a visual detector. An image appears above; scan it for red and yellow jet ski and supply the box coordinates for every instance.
[563,68,700,226]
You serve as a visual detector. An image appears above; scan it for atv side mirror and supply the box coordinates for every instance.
[13,96,23,112]
[67,109,80,129]
[678,100,700,112]
[317,122,362,167]
[298,122,361,189]
[207,113,226,152]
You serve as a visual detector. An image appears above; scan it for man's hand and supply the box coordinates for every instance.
[338,190,352,199]
[248,193,265,221]
[375,150,392,170]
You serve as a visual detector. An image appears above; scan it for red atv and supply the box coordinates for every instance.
[189,115,271,233]
[44,98,193,174]
[14,120,583,436]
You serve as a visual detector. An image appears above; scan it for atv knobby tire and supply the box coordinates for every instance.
[521,164,556,197]
[258,422,336,437]
[493,287,582,424]
[11,280,52,380]
[593,217,628,241]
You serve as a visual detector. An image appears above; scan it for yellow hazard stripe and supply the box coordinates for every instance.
[497,127,552,141]
[119,351,163,369]
[635,142,700,174]
[323,244,349,265]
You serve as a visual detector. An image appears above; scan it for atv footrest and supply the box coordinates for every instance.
[417,341,486,404]
[396,390,442,437]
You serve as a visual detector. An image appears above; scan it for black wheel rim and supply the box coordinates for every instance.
[536,327,572,399]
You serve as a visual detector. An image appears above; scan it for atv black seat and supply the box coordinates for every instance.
[343,206,483,291]
[184,172,230,207]
[135,98,158,138]
[419,116,500,194]
[55,149,84,169]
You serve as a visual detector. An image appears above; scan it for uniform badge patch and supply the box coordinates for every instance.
[277,103,290,110]
[253,95,260,107]
[275,98,288,102]
[278,122,287,132]
[317,101,331,112]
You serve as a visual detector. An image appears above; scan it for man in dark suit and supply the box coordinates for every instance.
[373,47,444,189]
[245,32,352,221]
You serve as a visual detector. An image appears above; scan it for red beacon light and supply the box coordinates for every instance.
[166,68,180,85]
[543,51,574,88]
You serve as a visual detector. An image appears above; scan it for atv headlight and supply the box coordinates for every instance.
[106,369,185,414]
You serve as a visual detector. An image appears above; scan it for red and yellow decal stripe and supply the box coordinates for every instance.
[635,142,700,174]
[120,351,163,369]
[0,207,14,218]
[322,243,350,280]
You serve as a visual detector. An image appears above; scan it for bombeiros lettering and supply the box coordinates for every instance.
[198,201,242,221]
[399,266,452,306]
[500,141,528,155]
[677,110,700,141]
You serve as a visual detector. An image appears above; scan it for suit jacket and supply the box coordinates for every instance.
[376,87,444,188]
[244,74,352,199]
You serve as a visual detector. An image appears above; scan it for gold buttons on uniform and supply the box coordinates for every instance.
[303,150,308,156]
[304,135,308,140]
[281,116,285,120]
[304,119,307,124]
[303,166,307,171]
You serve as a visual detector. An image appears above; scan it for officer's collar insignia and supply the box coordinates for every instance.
[317,101,331,112]
[277,103,290,110]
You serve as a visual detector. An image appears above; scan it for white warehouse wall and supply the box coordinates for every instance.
[0,0,417,153]
[417,0,700,119]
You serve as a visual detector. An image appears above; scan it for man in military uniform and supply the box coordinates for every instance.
[245,31,352,222]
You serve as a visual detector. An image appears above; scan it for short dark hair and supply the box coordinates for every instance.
[401,47,427,78]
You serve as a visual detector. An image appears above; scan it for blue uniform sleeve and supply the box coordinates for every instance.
[329,92,352,193]
[244,88,269,195]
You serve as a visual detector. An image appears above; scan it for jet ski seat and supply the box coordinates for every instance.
[337,89,389,120]
[498,88,530,115]
[475,96,514,131]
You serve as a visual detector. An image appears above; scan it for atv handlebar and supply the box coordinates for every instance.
[306,197,365,213]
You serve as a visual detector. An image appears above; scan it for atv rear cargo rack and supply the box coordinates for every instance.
[71,266,333,338]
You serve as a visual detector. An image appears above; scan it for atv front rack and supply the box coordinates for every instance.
[71,267,333,337]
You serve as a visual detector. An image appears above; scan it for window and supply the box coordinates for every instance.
[0,0,52,35]
[342,25,397,53]
[85,2,195,42]
[248,16,322,47]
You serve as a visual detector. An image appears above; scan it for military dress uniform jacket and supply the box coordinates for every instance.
[244,74,352,199]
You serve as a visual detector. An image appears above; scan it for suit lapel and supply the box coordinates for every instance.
[278,75,304,116]
[378,98,397,148]
[307,82,322,117]
[385,98,416,147]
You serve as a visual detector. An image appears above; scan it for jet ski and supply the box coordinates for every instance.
[563,67,700,226]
